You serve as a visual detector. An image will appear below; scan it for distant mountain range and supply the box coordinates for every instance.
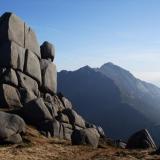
[58,62,160,144]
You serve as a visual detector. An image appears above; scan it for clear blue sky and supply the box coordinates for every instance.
[0,0,160,86]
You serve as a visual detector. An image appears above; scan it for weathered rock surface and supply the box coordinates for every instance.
[21,98,53,125]
[64,127,73,140]
[17,71,39,97]
[40,59,57,94]
[63,108,86,128]
[25,25,41,58]
[126,129,157,149]
[57,113,70,123]
[97,126,105,138]
[0,12,25,47]
[0,68,18,87]
[0,41,25,71]
[71,128,100,148]
[24,49,41,84]
[0,111,25,144]
[0,84,22,108]
[57,93,73,109]
[38,119,64,139]
[0,12,40,58]
[113,139,127,149]
[45,101,58,117]
[19,88,37,104]
[0,12,104,147]
[40,41,55,61]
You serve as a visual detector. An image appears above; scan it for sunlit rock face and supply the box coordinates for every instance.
[0,12,57,108]
[0,12,102,147]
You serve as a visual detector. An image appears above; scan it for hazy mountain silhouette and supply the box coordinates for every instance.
[58,63,160,141]
[99,63,160,123]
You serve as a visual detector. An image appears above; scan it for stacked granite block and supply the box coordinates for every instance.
[0,12,56,108]
[0,12,104,146]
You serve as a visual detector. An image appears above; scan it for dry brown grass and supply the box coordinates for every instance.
[0,126,159,160]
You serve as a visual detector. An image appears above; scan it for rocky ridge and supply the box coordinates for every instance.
[0,12,103,147]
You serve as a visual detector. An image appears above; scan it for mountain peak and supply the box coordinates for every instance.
[78,65,93,72]
[103,62,115,66]
[101,62,123,70]
[100,62,132,76]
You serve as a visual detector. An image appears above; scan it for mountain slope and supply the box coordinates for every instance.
[99,63,160,124]
[57,64,160,140]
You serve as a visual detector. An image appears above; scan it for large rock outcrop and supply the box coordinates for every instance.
[126,129,157,149]
[0,111,25,144]
[71,128,100,148]
[0,12,104,147]
[0,12,56,105]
